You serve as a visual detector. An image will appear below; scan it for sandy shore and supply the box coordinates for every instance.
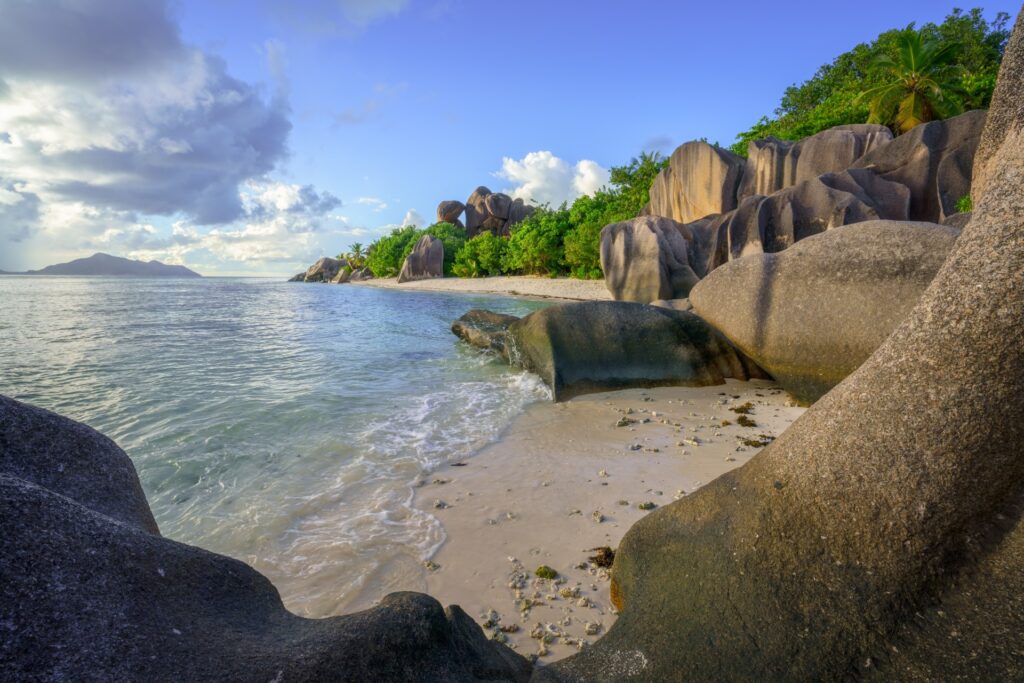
[412,380,805,662]
[351,275,612,301]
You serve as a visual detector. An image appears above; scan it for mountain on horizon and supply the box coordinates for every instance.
[21,253,202,278]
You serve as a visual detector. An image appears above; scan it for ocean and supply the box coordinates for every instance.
[0,276,551,615]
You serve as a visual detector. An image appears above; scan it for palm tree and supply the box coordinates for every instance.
[858,29,965,134]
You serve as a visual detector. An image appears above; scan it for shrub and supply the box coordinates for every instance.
[502,207,573,276]
[452,232,508,277]
[366,225,421,278]
[956,194,973,213]
[563,221,604,279]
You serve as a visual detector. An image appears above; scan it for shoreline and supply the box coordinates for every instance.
[411,380,805,661]
[350,275,612,302]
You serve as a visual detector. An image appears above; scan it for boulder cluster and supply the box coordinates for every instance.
[437,186,535,239]
[599,109,985,401]
[288,257,373,284]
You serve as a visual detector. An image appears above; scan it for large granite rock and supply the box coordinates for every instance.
[852,109,987,222]
[304,256,346,283]
[437,200,466,225]
[465,186,493,238]
[606,169,910,304]
[397,235,444,283]
[689,220,959,402]
[506,301,765,401]
[463,187,534,238]
[349,267,374,281]
[737,124,893,199]
[288,272,305,282]
[754,167,911,252]
[451,309,521,357]
[0,395,531,682]
[330,268,351,284]
[600,216,700,303]
[645,141,746,223]
[535,11,1024,681]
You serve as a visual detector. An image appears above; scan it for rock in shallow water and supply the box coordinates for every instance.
[506,301,766,401]
[0,395,531,682]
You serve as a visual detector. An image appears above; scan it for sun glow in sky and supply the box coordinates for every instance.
[0,0,1014,275]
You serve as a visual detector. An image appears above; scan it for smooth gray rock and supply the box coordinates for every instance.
[943,211,973,229]
[331,267,351,284]
[397,235,444,283]
[451,309,521,357]
[689,220,959,402]
[304,256,345,283]
[600,216,700,303]
[349,267,374,281]
[0,396,532,682]
[505,198,535,231]
[535,11,1024,681]
[484,192,512,221]
[645,141,746,223]
[737,124,893,199]
[437,200,466,224]
[852,109,987,222]
[465,186,492,238]
[649,298,693,312]
[287,272,306,282]
[506,301,766,401]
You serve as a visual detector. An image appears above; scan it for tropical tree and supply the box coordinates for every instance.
[858,28,965,133]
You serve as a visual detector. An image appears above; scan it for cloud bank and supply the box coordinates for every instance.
[0,0,340,273]
[496,151,609,207]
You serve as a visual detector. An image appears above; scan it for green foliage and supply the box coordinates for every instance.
[502,206,573,276]
[366,226,421,278]
[729,8,1009,154]
[452,232,509,277]
[338,242,366,269]
[858,28,966,133]
[563,220,604,279]
[956,194,973,213]
[606,151,669,217]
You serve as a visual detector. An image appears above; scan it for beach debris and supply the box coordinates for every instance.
[584,622,602,636]
[638,501,657,511]
[432,499,450,509]
[615,416,636,427]
[588,547,615,568]
[643,447,660,453]
[568,508,582,516]
[490,631,509,644]
[559,585,581,599]
[681,437,701,447]
[740,434,775,448]
[721,419,733,426]
[432,478,449,485]
[736,415,758,428]
[422,560,440,571]
[628,444,642,451]
[625,407,634,414]
[505,511,517,520]
[482,609,501,629]
[598,469,609,478]
[500,623,520,634]
[729,401,754,414]
[535,565,558,580]
[450,462,467,467]
[591,511,606,523]
[617,499,629,506]
[577,596,593,608]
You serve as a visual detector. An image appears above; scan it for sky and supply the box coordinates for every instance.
[0,0,1016,275]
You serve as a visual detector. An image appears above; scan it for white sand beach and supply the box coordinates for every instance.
[412,380,805,661]
[352,275,613,301]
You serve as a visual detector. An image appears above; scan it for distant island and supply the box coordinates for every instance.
[18,253,201,278]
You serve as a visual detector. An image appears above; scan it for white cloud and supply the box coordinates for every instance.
[402,209,425,227]
[355,196,388,211]
[496,151,609,207]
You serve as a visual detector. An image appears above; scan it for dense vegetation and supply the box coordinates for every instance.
[729,8,1010,155]
[365,152,666,280]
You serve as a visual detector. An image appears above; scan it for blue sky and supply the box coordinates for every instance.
[0,1,1016,275]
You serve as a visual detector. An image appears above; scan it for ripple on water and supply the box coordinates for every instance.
[0,276,550,615]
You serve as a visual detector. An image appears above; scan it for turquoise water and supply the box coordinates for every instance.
[0,276,550,615]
